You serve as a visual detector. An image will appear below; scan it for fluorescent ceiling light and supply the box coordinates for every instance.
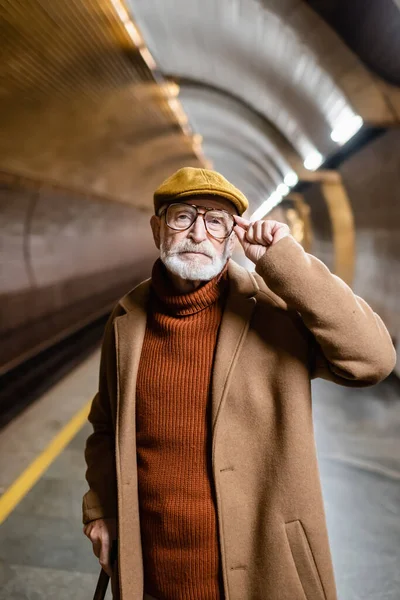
[269,190,283,203]
[284,171,299,187]
[111,0,143,46]
[250,191,283,222]
[304,151,323,171]
[331,115,363,145]
[276,183,289,197]
[139,47,157,70]
[111,0,130,24]
[124,21,142,46]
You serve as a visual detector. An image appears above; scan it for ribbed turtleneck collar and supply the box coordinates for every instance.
[150,258,229,316]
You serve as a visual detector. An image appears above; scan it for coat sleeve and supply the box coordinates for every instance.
[254,236,396,387]
[82,304,123,524]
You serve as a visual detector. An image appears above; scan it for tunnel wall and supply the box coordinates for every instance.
[304,128,400,345]
[0,174,157,372]
[302,184,334,273]
[339,129,400,341]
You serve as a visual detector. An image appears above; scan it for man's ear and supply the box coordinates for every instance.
[150,215,161,250]
[228,230,237,254]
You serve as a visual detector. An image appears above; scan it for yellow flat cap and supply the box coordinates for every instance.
[154,167,249,216]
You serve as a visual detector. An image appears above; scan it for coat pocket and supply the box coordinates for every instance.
[284,520,326,600]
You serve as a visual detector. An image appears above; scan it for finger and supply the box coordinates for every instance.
[243,223,253,243]
[253,220,264,244]
[276,222,290,235]
[272,223,291,244]
[268,221,289,236]
[262,220,273,243]
[85,525,95,541]
[264,219,281,230]
[93,538,101,559]
[99,539,111,576]
[233,215,250,229]
[269,222,289,239]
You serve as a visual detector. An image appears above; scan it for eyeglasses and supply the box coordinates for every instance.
[159,203,235,240]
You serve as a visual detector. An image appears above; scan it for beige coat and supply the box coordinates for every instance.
[83,236,396,600]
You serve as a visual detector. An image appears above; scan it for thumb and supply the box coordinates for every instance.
[233,224,247,246]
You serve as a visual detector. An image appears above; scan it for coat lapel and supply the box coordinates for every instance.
[114,279,151,598]
[115,279,150,453]
[211,260,258,433]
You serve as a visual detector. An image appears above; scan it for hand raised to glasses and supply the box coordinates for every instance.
[233,216,292,264]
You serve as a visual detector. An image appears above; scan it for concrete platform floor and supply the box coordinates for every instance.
[0,352,399,599]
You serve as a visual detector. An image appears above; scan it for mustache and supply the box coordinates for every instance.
[169,240,216,259]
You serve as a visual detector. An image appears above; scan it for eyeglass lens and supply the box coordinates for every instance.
[166,204,234,238]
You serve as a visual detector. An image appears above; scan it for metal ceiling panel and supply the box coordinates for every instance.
[129,0,393,164]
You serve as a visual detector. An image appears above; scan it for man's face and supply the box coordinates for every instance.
[150,196,237,281]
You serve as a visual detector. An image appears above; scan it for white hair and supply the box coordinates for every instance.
[160,235,233,281]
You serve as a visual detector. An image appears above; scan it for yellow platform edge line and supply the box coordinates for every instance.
[0,399,92,525]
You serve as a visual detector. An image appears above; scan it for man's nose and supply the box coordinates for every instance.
[188,214,208,243]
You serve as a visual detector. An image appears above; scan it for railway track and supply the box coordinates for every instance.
[0,313,109,430]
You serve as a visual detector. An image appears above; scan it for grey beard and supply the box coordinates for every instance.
[160,240,231,281]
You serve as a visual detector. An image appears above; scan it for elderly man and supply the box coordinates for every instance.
[83,167,396,600]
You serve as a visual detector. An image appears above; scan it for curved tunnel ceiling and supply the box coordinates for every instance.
[130,0,396,163]
[1,0,398,215]
[0,0,203,209]
[177,84,300,210]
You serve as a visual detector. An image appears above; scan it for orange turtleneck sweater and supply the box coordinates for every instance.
[135,258,229,600]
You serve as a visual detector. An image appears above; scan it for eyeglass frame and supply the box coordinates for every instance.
[158,202,236,240]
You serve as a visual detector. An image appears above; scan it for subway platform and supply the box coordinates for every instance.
[0,348,399,600]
